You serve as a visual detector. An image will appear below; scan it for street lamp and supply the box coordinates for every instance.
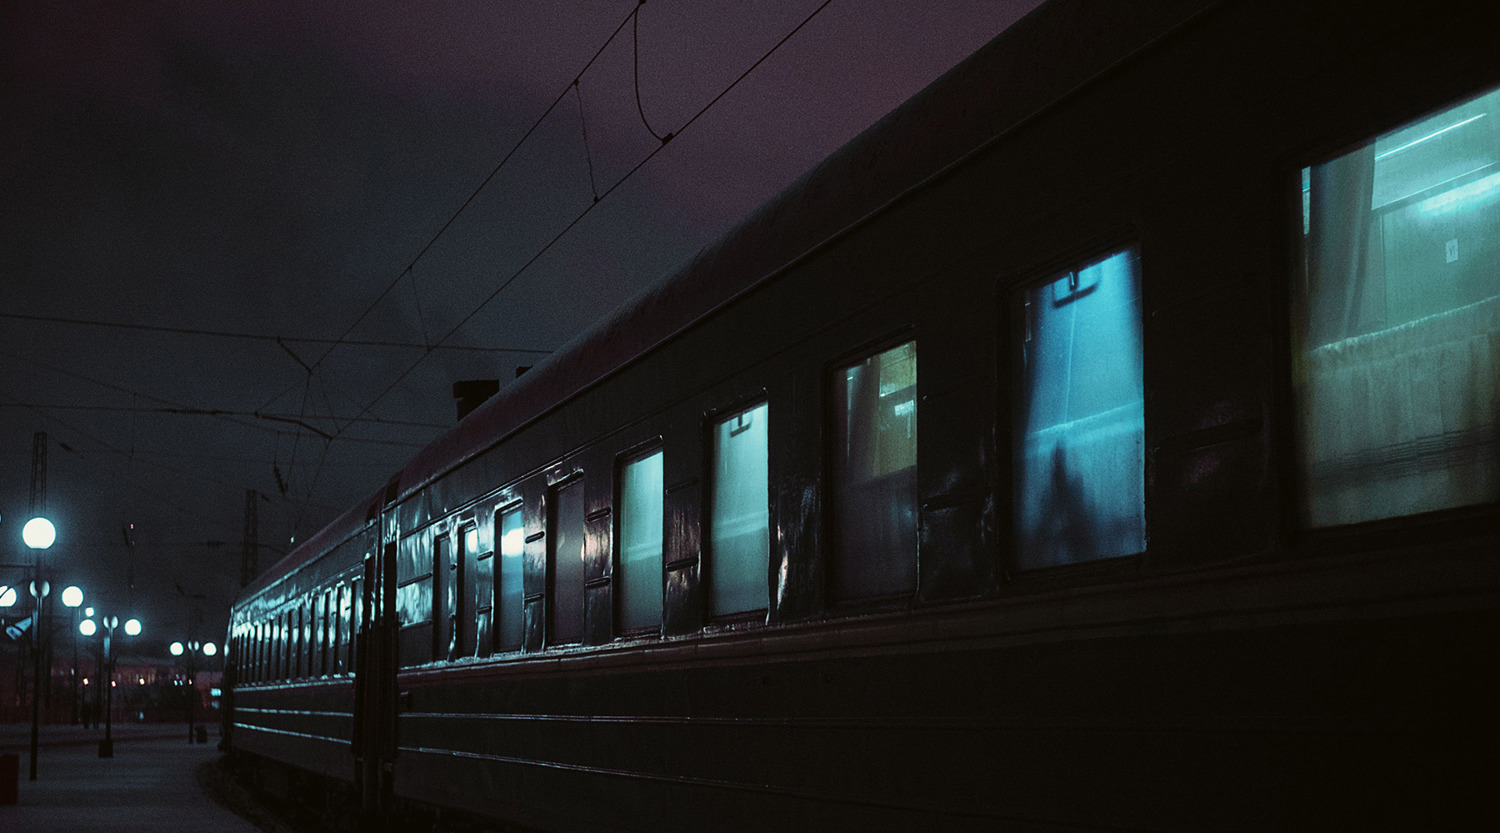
[169,640,218,744]
[21,517,56,550]
[85,614,141,758]
[23,514,53,783]
[62,586,83,725]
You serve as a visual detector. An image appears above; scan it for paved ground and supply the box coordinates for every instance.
[0,722,272,833]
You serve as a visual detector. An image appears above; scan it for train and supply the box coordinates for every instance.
[221,0,1500,829]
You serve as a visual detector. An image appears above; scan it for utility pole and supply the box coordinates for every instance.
[29,431,47,782]
[241,489,259,587]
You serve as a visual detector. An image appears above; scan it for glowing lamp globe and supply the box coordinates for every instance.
[62,585,84,608]
[79,619,97,637]
[0,586,15,608]
[124,618,141,636]
[170,641,184,656]
[203,642,218,657]
[22,517,56,550]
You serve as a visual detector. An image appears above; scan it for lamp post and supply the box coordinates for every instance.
[170,639,218,744]
[23,515,54,782]
[61,585,83,725]
[84,614,141,758]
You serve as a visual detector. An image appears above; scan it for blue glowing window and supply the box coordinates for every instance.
[710,403,770,616]
[619,450,664,631]
[496,505,525,652]
[1013,248,1145,569]
[1297,85,1500,526]
[548,480,586,646]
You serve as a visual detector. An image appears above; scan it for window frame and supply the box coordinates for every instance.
[1004,244,1149,576]
[704,394,774,624]
[1283,83,1500,549]
[615,439,666,637]
[824,334,921,608]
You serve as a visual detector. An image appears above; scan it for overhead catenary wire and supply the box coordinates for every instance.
[0,311,551,354]
[304,3,642,374]
[331,0,838,437]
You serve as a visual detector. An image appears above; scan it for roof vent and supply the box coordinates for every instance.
[453,379,500,422]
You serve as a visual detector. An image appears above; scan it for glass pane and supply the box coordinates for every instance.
[831,344,917,600]
[1014,249,1145,569]
[396,579,432,628]
[619,450,664,631]
[475,553,493,658]
[497,505,524,651]
[710,402,771,615]
[460,526,480,657]
[1298,86,1500,526]
[549,481,585,645]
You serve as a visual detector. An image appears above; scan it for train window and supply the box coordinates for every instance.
[472,530,494,659]
[1297,85,1500,526]
[496,504,525,652]
[1012,248,1145,569]
[460,525,483,658]
[709,403,770,615]
[303,603,313,677]
[333,584,346,674]
[348,577,361,672]
[323,589,334,673]
[619,448,664,632]
[831,343,918,601]
[436,532,457,661]
[549,479,586,646]
[396,534,434,666]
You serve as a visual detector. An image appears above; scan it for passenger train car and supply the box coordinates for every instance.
[223,0,1500,828]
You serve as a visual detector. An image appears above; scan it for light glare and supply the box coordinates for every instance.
[124,618,141,636]
[0,586,14,608]
[61,586,84,608]
[203,642,218,657]
[170,641,184,656]
[79,619,97,637]
[22,517,56,549]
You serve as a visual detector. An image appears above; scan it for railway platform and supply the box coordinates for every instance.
[0,722,264,833]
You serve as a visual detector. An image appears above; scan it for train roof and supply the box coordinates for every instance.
[237,0,1212,606]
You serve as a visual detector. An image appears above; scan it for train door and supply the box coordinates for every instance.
[353,502,401,827]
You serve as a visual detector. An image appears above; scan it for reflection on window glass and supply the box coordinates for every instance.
[710,403,770,616]
[451,527,476,658]
[549,481,585,645]
[619,450,664,631]
[497,505,524,652]
[1014,249,1145,569]
[832,344,917,600]
[1298,85,1500,526]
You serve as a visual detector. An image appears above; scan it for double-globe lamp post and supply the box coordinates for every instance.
[61,585,84,725]
[170,639,217,744]
[80,613,142,758]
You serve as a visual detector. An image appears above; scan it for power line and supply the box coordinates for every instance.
[334,0,838,435]
[0,402,447,430]
[306,3,641,373]
[0,348,431,448]
[0,311,552,354]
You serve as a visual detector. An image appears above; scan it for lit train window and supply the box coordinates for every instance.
[1012,248,1145,569]
[549,479,586,646]
[619,449,664,631]
[396,534,434,667]
[831,344,917,601]
[335,583,349,674]
[496,504,524,652]
[437,532,457,661]
[469,526,493,658]
[1297,85,1500,526]
[709,403,770,615]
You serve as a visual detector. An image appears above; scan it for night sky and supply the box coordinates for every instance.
[0,0,1041,654]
